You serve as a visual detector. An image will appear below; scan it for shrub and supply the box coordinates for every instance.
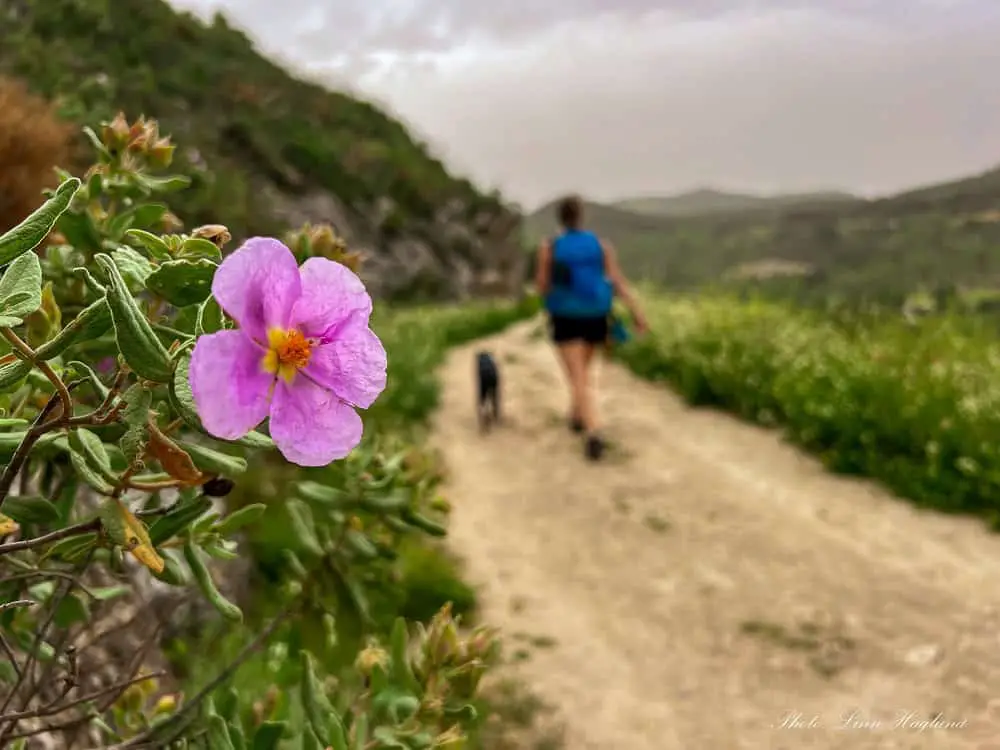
[0,113,509,748]
[0,76,73,234]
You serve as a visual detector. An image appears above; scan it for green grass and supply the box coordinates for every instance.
[616,291,1000,523]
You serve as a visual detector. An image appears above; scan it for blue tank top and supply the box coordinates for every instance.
[544,229,614,318]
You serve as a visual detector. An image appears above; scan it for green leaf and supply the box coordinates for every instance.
[300,728,323,750]
[349,713,368,750]
[92,585,130,601]
[0,178,81,265]
[228,720,247,750]
[401,509,447,537]
[344,529,378,560]
[251,722,288,750]
[111,246,154,286]
[81,126,111,160]
[132,173,191,193]
[65,360,110,401]
[359,489,410,513]
[0,252,43,326]
[71,266,108,297]
[120,383,152,463]
[389,618,421,694]
[57,211,103,254]
[68,443,115,495]
[109,204,169,240]
[2,494,59,525]
[296,482,347,507]
[86,169,104,200]
[94,254,173,382]
[151,550,188,586]
[145,259,217,307]
[53,592,89,628]
[35,298,113,361]
[184,537,242,622]
[205,715,235,750]
[121,383,152,428]
[147,495,213,546]
[0,361,31,393]
[286,500,324,558]
[196,297,225,335]
[124,229,172,262]
[299,651,348,749]
[177,237,223,262]
[68,428,117,483]
[180,441,247,477]
[212,504,266,536]
[42,532,98,563]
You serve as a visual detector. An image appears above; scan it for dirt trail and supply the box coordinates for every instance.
[431,318,1000,750]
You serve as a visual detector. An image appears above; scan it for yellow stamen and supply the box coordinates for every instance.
[262,328,313,383]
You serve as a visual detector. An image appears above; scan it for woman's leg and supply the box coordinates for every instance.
[556,340,597,433]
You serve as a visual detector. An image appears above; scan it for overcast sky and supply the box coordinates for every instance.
[170,0,1000,209]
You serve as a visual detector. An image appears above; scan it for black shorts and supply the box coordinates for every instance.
[549,314,608,345]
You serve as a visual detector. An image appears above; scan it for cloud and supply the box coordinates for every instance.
[169,0,1000,206]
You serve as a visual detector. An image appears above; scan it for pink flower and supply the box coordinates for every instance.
[188,237,387,466]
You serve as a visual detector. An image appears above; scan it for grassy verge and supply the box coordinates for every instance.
[167,295,541,742]
[616,292,1000,523]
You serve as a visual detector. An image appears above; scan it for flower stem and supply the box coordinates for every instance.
[0,328,72,419]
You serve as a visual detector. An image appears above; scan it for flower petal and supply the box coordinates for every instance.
[189,330,273,439]
[289,257,372,340]
[305,323,387,409]
[212,237,301,343]
[269,377,363,466]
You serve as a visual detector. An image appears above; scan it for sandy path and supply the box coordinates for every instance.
[431,318,1000,750]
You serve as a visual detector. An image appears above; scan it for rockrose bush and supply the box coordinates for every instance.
[0,114,499,749]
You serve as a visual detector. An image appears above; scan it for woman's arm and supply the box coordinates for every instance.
[534,240,553,296]
[601,238,648,332]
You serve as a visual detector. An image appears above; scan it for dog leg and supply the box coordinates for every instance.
[491,384,501,426]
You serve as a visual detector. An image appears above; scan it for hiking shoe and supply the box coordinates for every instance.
[569,417,584,434]
[585,435,605,462]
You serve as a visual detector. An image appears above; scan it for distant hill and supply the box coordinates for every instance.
[524,166,1000,305]
[611,188,859,218]
[0,0,524,301]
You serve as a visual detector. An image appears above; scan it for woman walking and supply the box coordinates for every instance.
[534,195,648,461]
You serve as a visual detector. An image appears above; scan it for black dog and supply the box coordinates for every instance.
[475,351,500,433]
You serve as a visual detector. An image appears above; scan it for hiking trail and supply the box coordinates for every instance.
[430,318,1000,750]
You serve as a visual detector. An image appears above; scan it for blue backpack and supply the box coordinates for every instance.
[545,230,614,318]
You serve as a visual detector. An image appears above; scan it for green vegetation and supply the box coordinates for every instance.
[617,293,1000,523]
[526,167,1000,307]
[175,297,541,746]
[611,188,858,218]
[0,109,537,747]
[0,0,506,241]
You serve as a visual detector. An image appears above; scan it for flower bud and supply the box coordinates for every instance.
[148,136,176,168]
[354,644,389,676]
[102,112,130,150]
[153,693,177,715]
[192,224,232,249]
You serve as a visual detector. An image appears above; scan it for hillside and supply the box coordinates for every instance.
[0,0,525,301]
[525,166,1000,305]
[612,188,858,218]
